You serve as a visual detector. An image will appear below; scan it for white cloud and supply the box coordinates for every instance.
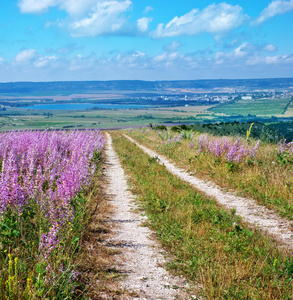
[19,0,98,16]
[34,55,57,68]
[144,6,153,14]
[234,42,249,57]
[18,0,58,13]
[0,57,4,63]
[253,0,293,25]
[213,42,293,70]
[263,44,278,52]
[59,0,98,17]
[153,52,181,63]
[19,0,150,37]
[15,49,36,64]
[163,41,181,52]
[137,17,152,32]
[69,0,132,37]
[151,3,249,38]
[3,46,293,81]
[265,54,293,64]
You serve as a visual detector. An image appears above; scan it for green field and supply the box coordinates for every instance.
[1,96,293,132]
[0,106,214,131]
[210,97,292,116]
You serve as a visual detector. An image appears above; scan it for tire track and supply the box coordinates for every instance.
[124,134,293,249]
[103,133,193,299]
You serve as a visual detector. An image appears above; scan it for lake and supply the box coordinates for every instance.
[25,103,153,110]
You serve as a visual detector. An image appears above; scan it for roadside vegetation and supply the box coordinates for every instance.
[127,126,293,221]
[111,132,293,299]
[0,130,106,299]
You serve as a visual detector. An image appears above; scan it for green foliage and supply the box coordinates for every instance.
[112,132,293,299]
[155,124,167,131]
[0,167,102,299]
[268,120,293,142]
[190,121,282,143]
[210,97,291,116]
[277,152,293,166]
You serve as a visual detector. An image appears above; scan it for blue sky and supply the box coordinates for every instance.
[0,0,293,81]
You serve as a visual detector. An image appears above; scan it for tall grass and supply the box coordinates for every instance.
[127,128,293,220]
[111,132,293,299]
[0,130,105,299]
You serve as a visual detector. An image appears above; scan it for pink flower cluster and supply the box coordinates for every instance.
[0,130,105,223]
[39,222,60,260]
[276,139,293,156]
[162,134,183,144]
[197,134,260,163]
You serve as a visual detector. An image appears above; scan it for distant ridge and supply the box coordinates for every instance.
[0,78,293,94]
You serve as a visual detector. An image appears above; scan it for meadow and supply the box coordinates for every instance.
[0,130,105,299]
[0,126,293,299]
[126,127,293,220]
[111,131,293,299]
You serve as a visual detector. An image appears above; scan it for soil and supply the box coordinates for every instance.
[102,133,195,299]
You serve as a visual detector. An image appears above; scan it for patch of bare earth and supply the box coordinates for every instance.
[124,135,293,249]
[101,133,194,299]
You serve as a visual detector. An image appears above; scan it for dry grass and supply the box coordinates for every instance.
[78,151,143,299]
[76,154,125,299]
[111,131,293,299]
[127,128,293,220]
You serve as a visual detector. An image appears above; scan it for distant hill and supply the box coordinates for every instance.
[0,78,293,94]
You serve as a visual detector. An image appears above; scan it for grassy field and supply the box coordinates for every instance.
[127,128,293,221]
[0,105,215,131]
[210,97,292,116]
[111,131,293,299]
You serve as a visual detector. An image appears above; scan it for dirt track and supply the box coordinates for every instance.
[124,134,293,249]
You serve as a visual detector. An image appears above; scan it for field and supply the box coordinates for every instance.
[210,97,292,116]
[1,88,293,298]
[110,130,293,298]
[1,127,293,299]
[0,105,214,131]
[127,127,293,219]
[0,130,105,298]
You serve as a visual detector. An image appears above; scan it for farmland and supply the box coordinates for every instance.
[0,105,213,131]
[210,97,292,116]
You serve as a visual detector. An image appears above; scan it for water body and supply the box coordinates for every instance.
[26,103,152,110]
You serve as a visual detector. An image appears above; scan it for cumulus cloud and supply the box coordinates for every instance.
[18,0,151,37]
[151,3,249,38]
[3,45,293,81]
[69,0,133,37]
[19,0,98,16]
[265,54,293,64]
[15,49,37,64]
[137,17,152,32]
[253,0,293,25]
[18,0,58,13]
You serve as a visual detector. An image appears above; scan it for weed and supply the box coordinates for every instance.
[111,132,293,299]
[127,128,293,220]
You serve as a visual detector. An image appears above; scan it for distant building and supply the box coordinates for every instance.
[241,96,252,100]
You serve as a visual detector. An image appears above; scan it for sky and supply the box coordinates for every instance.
[0,0,293,82]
